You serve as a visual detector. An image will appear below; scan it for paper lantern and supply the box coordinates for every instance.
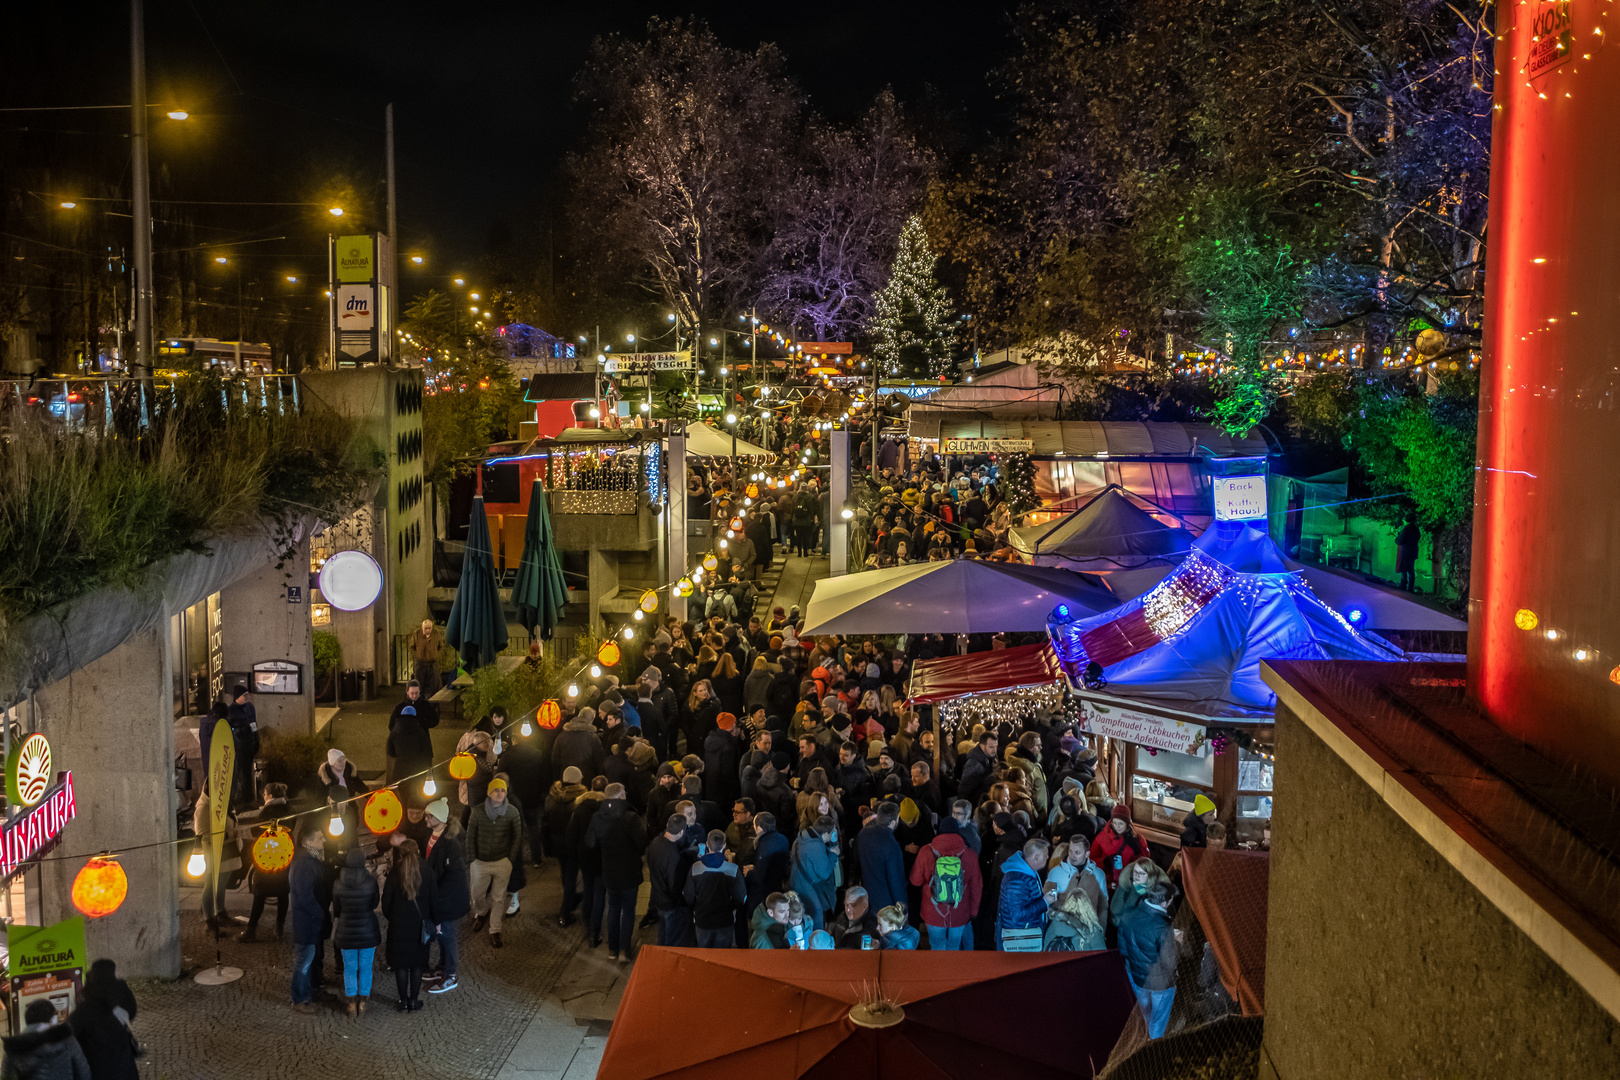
[746,484,759,499]
[538,699,562,729]
[71,856,128,919]
[251,827,295,873]
[729,517,744,532]
[449,753,477,780]
[364,789,403,834]
[597,640,621,667]
[676,576,693,596]
[702,553,719,572]
[1514,608,1538,631]
[638,589,660,613]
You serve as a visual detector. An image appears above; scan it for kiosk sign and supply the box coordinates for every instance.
[7,917,87,1033]
[1213,476,1267,521]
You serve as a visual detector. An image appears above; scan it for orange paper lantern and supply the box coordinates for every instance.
[448,753,477,780]
[364,789,404,835]
[251,827,295,873]
[71,856,128,919]
[538,699,562,729]
[729,517,744,532]
[597,640,622,667]
[746,484,759,499]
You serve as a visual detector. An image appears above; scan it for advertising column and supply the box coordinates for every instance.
[329,233,395,367]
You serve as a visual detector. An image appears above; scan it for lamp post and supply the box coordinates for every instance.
[130,0,153,377]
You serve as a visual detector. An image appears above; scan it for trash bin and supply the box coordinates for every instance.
[341,668,359,700]
[360,668,375,701]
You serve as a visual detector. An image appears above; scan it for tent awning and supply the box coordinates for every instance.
[801,560,1115,636]
[908,642,1061,704]
[1009,484,1196,567]
[1181,848,1271,1017]
[678,422,772,457]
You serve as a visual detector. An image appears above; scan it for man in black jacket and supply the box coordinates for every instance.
[583,784,649,962]
[421,799,470,994]
[957,731,1000,807]
[387,681,440,786]
[226,685,261,808]
[646,815,697,947]
[766,660,799,725]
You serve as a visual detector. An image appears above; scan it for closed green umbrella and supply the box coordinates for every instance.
[513,478,569,641]
[446,494,509,670]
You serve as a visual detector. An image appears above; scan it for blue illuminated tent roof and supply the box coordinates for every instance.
[1048,523,1401,717]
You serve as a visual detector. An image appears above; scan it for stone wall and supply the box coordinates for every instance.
[1261,700,1620,1078]
[220,535,314,735]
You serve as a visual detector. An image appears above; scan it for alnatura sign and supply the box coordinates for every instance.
[1,773,77,881]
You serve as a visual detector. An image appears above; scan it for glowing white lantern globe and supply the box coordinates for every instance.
[318,550,383,611]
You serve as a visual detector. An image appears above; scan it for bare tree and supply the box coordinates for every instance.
[568,18,801,348]
[756,91,935,342]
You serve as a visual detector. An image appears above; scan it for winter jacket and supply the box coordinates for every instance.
[854,822,907,914]
[423,829,471,922]
[745,827,791,910]
[753,766,798,839]
[834,758,874,812]
[881,923,920,950]
[500,741,548,812]
[65,997,135,1080]
[567,793,607,873]
[766,672,799,723]
[543,781,588,855]
[749,904,790,948]
[1117,901,1180,990]
[743,670,773,713]
[645,833,694,911]
[583,798,649,890]
[703,729,742,809]
[683,852,746,930]
[386,701,438,777]
[1,1023,92,1080]
[789,827,839,918]
[288,850,332,945]
[829,896,881,949]
[331,849,381,951]
[551,716,606,781]
[996,853,1049,946]
[909,832,983,928]
[940,816,982,855]
[1089,828,1149,891]
[957,746,998,806]
[465,800,524,864]
[1009,748,1048,816]
[381,874,430,969]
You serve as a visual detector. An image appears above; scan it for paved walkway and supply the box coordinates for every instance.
[147,856,644,1079]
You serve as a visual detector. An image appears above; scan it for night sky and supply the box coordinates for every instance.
[6,1,1012,285]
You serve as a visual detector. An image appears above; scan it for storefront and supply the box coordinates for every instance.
[0,730,80,935]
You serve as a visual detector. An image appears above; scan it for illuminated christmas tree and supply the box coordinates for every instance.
[1003,452,1039,518]
[868,216,957,380]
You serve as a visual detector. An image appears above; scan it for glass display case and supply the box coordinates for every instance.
[1234,746,1274,847]
[1130,746,1215,833]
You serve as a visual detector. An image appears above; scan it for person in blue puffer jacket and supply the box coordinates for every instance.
[996,837,1054,950]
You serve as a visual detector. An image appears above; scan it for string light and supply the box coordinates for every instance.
[186,847,207,878]
[422,776,437,797]
[327,812,346,837]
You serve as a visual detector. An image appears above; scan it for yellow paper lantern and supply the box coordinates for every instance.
[597,640,622,667]
[638,589,660,613]
[676,576,693,596]
[449,752,477,780]
[729,517,744,532]
[364,789,404,835]
[1514,608,1539,631]
[746,483,759,499]
[71,856,128,919]
[702,553,719,572]
[538,699,562,729]
[251,826,295,873]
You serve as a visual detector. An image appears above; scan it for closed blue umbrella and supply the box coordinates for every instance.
[513,478,569,641]
[446,494,509,670]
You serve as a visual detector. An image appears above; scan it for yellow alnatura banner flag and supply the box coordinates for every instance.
[207,724,235,891]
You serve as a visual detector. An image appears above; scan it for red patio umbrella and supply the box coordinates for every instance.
[597,947,1137,1080]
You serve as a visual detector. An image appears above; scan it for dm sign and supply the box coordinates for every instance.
[7,917,88,1034]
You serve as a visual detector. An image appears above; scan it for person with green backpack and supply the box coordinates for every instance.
[909,828,982,950]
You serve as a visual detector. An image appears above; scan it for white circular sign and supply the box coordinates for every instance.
[318,550,383,611]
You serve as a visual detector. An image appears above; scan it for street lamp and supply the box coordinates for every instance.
[59,201,76,209]
[166,110,188,120]
[328,207,344,217]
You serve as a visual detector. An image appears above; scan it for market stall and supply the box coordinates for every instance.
[1046,521,1401,847]
[1008,484,1195,572]
[907,642,1065,772]
[679,421,774,459]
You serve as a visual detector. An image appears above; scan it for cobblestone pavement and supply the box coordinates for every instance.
[133,866,641,1080]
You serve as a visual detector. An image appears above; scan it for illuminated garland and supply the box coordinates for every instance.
[1141,550,1235,639]
[936,682,1064,740]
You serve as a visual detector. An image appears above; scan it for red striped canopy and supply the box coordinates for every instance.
[907,642,1061,705]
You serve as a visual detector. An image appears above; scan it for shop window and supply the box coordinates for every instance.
[1234,746,1274,847]
[1131,745,1214,832]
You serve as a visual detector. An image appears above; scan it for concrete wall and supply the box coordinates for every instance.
[33,629,180,978]
[219,535,313,735]
[1261,700,1620,1079]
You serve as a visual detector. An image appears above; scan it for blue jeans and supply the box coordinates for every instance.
[291,942,318,1004]
[342,948,375,998]
[430,917,459,977]
[1128,974,1176,1038]
[696,926,734,948]
[604,886,639,955]
[658,907,695,947]
[926,924,973,951]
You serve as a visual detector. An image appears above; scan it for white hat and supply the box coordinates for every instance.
[424,798,449,823]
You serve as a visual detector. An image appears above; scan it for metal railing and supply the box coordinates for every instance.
[0,374,301,435]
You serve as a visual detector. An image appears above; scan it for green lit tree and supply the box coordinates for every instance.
[1002,452,1039,518]
[868,216,957,380]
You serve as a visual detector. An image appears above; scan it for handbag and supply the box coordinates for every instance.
[1000,926,1043,953]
